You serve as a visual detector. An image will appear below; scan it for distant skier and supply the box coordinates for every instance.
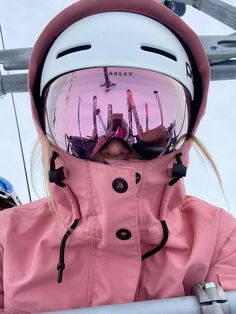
[0,177,21,210]
[0,0,235,313]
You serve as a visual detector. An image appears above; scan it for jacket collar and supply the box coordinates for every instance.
[49,142,190,235]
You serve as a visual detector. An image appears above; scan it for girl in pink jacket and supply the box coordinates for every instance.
[0,0,236,313]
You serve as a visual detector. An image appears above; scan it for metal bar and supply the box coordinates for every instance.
[39,291,236,314]
[199,34,236,64]
[175,0,236,30]
[0,48,32,70]
[0,60,236,97]
[0,73,28,96]
[197,0,236,30]
[211,60,236,81]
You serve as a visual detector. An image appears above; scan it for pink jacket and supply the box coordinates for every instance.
[1,0,236,313]
[0,148,236,313]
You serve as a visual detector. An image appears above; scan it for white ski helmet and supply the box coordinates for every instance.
[29,0,210,143]
[40,12,194,100]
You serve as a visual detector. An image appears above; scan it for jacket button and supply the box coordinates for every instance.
[135,172,141,184]
[116,229,132,240]
[112,178,128,193]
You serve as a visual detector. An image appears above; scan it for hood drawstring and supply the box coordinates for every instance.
[142,153,187,260]
[57,219,80,283]
[142,220,169,261]
[48,152,81,283]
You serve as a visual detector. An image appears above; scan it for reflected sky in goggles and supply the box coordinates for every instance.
[44,67,190,160]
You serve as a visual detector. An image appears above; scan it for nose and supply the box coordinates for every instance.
[101,139,130,158]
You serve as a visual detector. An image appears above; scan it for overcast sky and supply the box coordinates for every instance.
[0,0,236,216]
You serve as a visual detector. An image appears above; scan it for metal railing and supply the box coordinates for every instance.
[40,290,236,314]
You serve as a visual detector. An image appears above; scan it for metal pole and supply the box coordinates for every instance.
[200,34,236,64]
[211,60,236,81]
[1,60,236,94]
[40,291,236,314]
[0,73,28,95]
[0,48,32,70]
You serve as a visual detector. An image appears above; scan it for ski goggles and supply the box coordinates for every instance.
[43,67,190,160]
[0,177,21,209]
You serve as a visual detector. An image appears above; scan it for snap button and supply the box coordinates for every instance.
[135,172,141,184]
[112,178,128,193]
[116,229,132,240]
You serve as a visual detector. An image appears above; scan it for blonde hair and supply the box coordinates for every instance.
[177,134,229,210]
[30,139,46,200]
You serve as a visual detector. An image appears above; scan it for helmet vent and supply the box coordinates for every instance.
[57,44,92,59]
[141,45,177,62]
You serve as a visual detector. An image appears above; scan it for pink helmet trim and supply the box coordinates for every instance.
[29,0,210,138]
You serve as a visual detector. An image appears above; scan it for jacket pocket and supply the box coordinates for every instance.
[218,274,236,291]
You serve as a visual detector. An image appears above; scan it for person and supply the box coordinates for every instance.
[0,0,236,313]
[0,177,21,210]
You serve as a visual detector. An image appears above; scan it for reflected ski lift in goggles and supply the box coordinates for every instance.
[0,177,21,209]
[43,67,190,160]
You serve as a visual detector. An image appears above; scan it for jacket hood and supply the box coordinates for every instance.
[28,0,210,226]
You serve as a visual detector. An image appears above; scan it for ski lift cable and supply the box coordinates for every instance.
[0,24,32,203]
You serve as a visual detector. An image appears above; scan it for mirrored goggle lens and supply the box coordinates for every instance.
[44,67,190,160]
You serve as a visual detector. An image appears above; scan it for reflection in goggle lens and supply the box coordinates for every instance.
[45,68,189,160]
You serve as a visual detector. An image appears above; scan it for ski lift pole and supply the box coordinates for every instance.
[127,89,143,137]
[92,96,98,139]
[107,104,113,130]
[154,90,164,125]
[145,102,149,132]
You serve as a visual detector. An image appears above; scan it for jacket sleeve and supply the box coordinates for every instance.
[206,210,236,291]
